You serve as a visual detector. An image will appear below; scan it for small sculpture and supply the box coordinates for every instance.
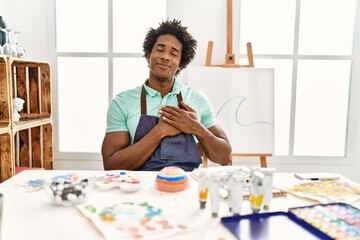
[13,97,25,122]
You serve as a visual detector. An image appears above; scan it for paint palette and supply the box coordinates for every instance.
[16,178,45,192]
[289,203,360,240]
[95,171,143,192]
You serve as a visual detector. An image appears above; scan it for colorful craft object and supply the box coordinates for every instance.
[44,173,94,206]
[155,166,189,192]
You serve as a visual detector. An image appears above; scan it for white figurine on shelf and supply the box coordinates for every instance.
[13,97,25,122]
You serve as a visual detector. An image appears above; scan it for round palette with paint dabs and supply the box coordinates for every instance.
[95,171,143,192]
[288,203,360,240]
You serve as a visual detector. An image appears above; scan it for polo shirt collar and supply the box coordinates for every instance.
[143,80,158,97]
[143,79,182,97]
[172,79,182,94]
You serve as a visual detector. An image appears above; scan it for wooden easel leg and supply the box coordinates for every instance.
[229,155,233,166]
[246,42,254,67]
[260,156,267,168]
[197,143,208,168]
[205,41,214,66]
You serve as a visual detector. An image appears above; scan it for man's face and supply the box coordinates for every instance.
[148,34,182,82]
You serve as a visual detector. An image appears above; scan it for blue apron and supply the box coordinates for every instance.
[133,86,202,171]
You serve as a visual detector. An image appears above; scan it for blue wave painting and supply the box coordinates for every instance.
[215,96,272,127]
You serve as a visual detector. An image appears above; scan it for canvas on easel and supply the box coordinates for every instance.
[190,0,273,167]
[188,67,274,163]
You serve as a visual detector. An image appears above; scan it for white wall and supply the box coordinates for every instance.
[2,0,52,60]
[3,0,360,182]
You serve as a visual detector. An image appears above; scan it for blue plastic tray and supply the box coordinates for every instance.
[221,211,333,240]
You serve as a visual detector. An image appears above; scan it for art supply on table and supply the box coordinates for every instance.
[95,171,142,192]
[195,166,285,216]
[260,167,276,210]
[249,166,261,178]
[16,178,45,192]
[218,170,231,199]
[287,179,360,204]
[221,211,333,240]
[221,191,359,240]
[44,173,94,206]
[198,170,209,209]
[243,188,287,201]
[228,171,243,215]
[155,166,189,192]
[289,203,360,240]
[77,201,190,240]
[210,172,221,217]
[190,166,250,182]
[294,172,340,181]
[249,170,265,214]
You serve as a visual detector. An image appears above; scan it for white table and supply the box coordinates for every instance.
[0,170,358,240]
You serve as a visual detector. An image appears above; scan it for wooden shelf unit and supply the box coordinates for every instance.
[0,56,53,182]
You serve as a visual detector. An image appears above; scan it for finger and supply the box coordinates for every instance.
[159,109,177,121]
[159,105,181,114]
[162,116,177,126]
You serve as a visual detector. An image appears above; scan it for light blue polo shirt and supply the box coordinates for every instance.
[106,79,217,144]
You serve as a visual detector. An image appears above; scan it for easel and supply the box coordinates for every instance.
[231,153,270,168]
[205,0,254,68]
[204,0,271,168]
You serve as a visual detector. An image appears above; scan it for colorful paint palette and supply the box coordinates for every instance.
[95,171,143,192]
[289,203,360,240]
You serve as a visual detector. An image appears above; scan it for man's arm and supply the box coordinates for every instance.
[101,118,181,170]
[159,102,232,165]
[194,124,232,166]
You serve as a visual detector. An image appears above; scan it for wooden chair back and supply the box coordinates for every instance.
[197,144,268,168]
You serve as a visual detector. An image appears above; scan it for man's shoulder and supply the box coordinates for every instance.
[114,86,142,100]
[110,86,142,111]
[181,84,207,99]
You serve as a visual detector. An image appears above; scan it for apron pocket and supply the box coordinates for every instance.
[160,134,186,160]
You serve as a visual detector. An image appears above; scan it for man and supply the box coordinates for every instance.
[102,19,231,171]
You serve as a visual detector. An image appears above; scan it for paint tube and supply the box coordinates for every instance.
[228,171,244,215]
[198,170,209,209]
[260,167,276,211]
[250,170,265,214]
[210,172,221,217]
[218,171,231,200]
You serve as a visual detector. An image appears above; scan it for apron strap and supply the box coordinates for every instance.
[177,92,185,109]
[141,85,147,115]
